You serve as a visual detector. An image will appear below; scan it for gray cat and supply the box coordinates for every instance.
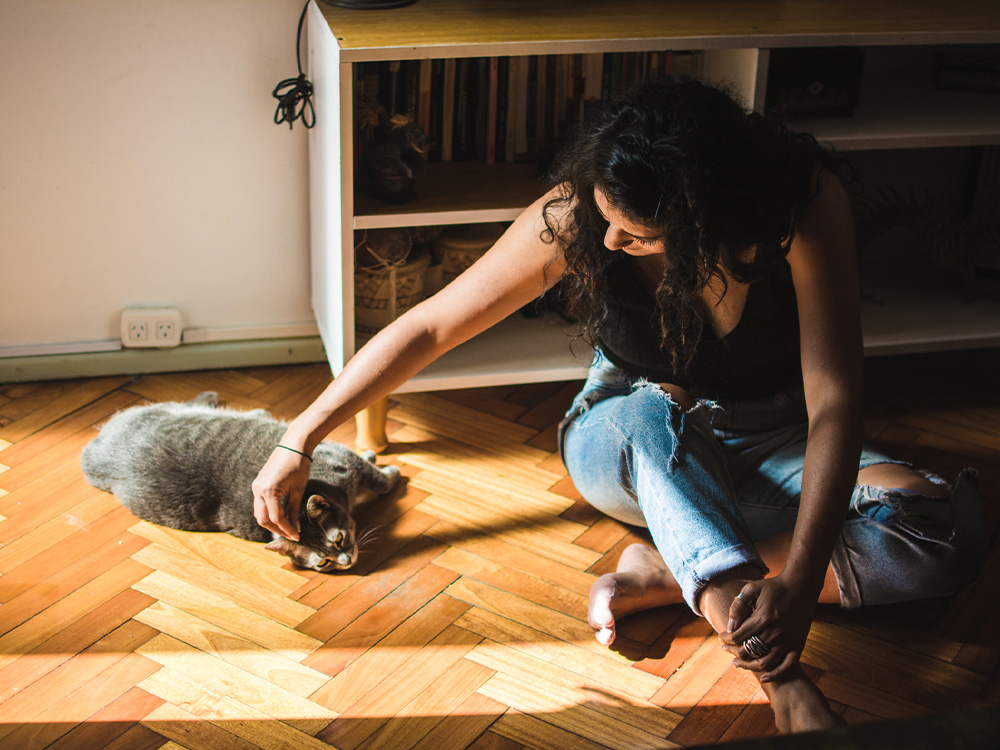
[81,391,400,572]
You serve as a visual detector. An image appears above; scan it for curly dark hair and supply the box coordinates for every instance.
[542,77,842,376]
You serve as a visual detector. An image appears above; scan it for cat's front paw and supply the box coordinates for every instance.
[360,450,378,463]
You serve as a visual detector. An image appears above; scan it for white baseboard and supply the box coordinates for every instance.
[181,322,320,344]
[0,340,123,358]
[0,337,328,384]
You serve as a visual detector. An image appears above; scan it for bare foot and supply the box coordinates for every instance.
[588,544,683,645]
[761,664,845,734]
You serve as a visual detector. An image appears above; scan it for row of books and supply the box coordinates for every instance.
[354,51,703,165]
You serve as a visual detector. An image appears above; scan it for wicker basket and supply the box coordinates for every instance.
[354,248,431,335]
[433,223,508,284]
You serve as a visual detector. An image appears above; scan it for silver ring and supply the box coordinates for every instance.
[743,634,770,660]
[735,591,755,611]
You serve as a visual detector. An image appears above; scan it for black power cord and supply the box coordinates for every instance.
[272,1,315,129]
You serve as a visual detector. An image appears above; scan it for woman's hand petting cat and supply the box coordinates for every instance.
[252,448,312,541]
[717,573,819,683]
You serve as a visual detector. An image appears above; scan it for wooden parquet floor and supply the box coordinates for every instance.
[0,350,998,750]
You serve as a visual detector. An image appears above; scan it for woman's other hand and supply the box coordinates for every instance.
[252,445,312,541]
[718,574,819,683]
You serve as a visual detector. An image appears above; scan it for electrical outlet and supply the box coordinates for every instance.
[129,320,148,342]
[121,307,182,348]
[156,320,175,341]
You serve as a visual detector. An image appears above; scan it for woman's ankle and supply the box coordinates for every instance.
[696,567,762,632]
[759,664,843,734]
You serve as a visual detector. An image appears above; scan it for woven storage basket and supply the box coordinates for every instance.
[354,247,431,335]
[433,223,507,284]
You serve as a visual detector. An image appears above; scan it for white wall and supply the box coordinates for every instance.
[0,0,314,355]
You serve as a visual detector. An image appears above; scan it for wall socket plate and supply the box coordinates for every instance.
[121,307,183,348]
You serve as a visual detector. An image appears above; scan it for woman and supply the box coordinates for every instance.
[252,79,987,734]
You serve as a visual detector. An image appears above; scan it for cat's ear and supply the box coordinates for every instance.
[305,494,334,519]
[265,537,302,559]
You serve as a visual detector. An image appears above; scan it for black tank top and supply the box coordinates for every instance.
[597,257,802,400]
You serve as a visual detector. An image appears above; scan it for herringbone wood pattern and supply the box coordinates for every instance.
[0,350,997,750]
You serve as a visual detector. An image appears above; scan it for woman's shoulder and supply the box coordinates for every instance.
[797,167,853,237]
[785,165,858,280]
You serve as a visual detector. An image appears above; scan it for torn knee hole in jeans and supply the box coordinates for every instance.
[855,463,951,500]
[636,380,702,414]
[853,484,905,511]
[854,482,960,546]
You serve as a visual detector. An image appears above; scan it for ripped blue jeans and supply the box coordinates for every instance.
[560,350,987,613]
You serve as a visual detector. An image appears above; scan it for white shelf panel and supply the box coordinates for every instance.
[379,287,1000,393]
[356,207,525,230]
[797,70,1000,151]
[348,285,1000,396]
[388,313,592,393]
[382,287,1000,394]
[861,282,1000,355]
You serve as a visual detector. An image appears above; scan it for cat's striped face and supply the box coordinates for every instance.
[265,490,358,572]
[310,511,358,571]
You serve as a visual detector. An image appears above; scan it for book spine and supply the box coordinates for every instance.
[512,56,528,161]
[609,52,623,102]
[541,55,555,152]
[553,54,566,143]
[428,58,445,162]
[404,60,419,120]
[418,58,433,133]
[495,57,509,163]
[486,57,499,164]
[601,53,612,103]
[525,55,538,158]
[474,58,489,161]
[648,51,661,83]
[441,58,456,161]
[573,53,585,124]
[583,53,603,124]
[380,60,400,114]
[455,58,470,160]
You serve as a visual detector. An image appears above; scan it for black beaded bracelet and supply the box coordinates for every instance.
[276,444,313,462]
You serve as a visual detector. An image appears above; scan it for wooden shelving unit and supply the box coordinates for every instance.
[307,0,1000,404]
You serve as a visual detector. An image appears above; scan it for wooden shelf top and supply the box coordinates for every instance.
[316,0,1000,60]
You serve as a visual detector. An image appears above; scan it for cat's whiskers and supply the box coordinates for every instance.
[355,524,384,553]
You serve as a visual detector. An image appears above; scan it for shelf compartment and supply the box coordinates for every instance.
[354,161,544,229]
[361,313,592,393]
[860,281,1000,355]
[794,69,1000,151]
[377,280,1000,393]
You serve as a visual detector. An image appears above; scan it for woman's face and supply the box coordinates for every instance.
[593,187,666,257]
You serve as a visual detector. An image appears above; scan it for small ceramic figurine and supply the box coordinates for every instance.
[356,95,432,204]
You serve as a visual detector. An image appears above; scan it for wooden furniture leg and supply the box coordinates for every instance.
[355,397,389,453]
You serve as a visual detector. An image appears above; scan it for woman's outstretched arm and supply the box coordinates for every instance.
[252,189,569,540]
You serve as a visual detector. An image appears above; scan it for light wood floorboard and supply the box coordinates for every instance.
[0,350,997,748]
